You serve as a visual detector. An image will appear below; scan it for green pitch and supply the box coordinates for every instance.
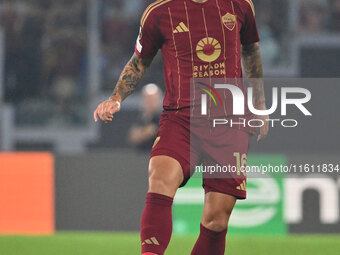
[0,232,339,255]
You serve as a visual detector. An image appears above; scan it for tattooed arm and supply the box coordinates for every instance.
[242,42,269,141]
[110,53,153,102]
[242,42,265,106]
[94,53,153,123]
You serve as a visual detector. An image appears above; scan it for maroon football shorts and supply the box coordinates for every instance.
[150,110,250,199]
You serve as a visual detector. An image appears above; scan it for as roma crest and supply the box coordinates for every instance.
[222,13,237,31]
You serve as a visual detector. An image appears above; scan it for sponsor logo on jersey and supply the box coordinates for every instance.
[196,37,221,62]
[193,62,226,78]
[222,12,237,31]
[173,22,189,33]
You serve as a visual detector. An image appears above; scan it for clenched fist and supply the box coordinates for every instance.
[93,98,121,123]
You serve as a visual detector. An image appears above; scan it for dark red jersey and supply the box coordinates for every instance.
[135,0,259,113]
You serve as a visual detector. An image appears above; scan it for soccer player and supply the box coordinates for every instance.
[93,0,269,254]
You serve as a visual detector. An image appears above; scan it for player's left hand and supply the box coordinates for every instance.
[254,103,269,142]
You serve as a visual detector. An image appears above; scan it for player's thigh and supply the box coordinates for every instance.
[148,155,184,198]
[202,128,250,199]
[149,112,191,197]
[201,192,236,231]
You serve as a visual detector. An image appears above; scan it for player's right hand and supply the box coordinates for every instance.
[93,98,121,123]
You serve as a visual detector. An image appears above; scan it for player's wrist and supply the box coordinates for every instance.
[109,95,122,104]
[108,96,122,111]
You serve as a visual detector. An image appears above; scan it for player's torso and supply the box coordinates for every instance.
[159,0,246,79]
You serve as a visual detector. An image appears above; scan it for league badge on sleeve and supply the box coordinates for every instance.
[138,26,143,40]
[136,27,143,53]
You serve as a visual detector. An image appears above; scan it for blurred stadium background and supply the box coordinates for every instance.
[0,0,339,254]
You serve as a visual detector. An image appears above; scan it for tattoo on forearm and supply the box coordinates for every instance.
[111,53,152,102]
[242,43,265,106]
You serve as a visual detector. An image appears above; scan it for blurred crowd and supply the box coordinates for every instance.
[253,0,340,66]
[0,0,87,125]
[0,0,339,126]
[299,0,340,33]
[99,0,163,91]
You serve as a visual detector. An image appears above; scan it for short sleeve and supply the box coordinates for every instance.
[135,8,163,59]
[240,0,260,45]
